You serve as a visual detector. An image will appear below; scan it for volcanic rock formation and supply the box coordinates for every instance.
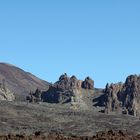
[104,82,123,113]
[41,73,94,107]
[26,88,42,103]
[82,76,94,90]
[103,75,140,116]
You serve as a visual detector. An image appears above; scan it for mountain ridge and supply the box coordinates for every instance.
[0,62,49,99]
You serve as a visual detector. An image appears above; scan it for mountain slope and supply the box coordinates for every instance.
[0,63,49,99]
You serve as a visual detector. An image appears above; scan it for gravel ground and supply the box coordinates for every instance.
[0,100,140,136]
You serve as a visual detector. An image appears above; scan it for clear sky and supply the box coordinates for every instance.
[0,0,140,88]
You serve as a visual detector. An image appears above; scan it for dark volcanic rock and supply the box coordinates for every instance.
[41,74,75,103]
[41,85,73,103]
[0,130,139,140]
[103,75,140,116]
[82,77,94,90]
[70,75,78,89]
[104,82,123,113]
[56,73,70,90]
[121,75,140,116]
[41,74,94,104]
[26,88,42,103]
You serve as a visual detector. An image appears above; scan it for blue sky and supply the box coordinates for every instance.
[0,0,140,88]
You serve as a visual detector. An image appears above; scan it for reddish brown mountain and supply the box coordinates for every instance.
[0,63,49,99]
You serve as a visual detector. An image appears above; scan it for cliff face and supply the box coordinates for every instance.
[121,75,140,116]
[104,82,123,114]
[104,75,140,116]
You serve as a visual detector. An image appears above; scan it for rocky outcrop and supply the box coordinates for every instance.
[41,74,75,103]
[103,75,140,116]
[104,82,123,113]
[82,77,94,90]
[0,79,15,101]
[120,75,140,116]
[41,74,94,105]
[26,88,42,103]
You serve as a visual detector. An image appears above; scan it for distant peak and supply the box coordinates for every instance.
[0,62,16,67]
